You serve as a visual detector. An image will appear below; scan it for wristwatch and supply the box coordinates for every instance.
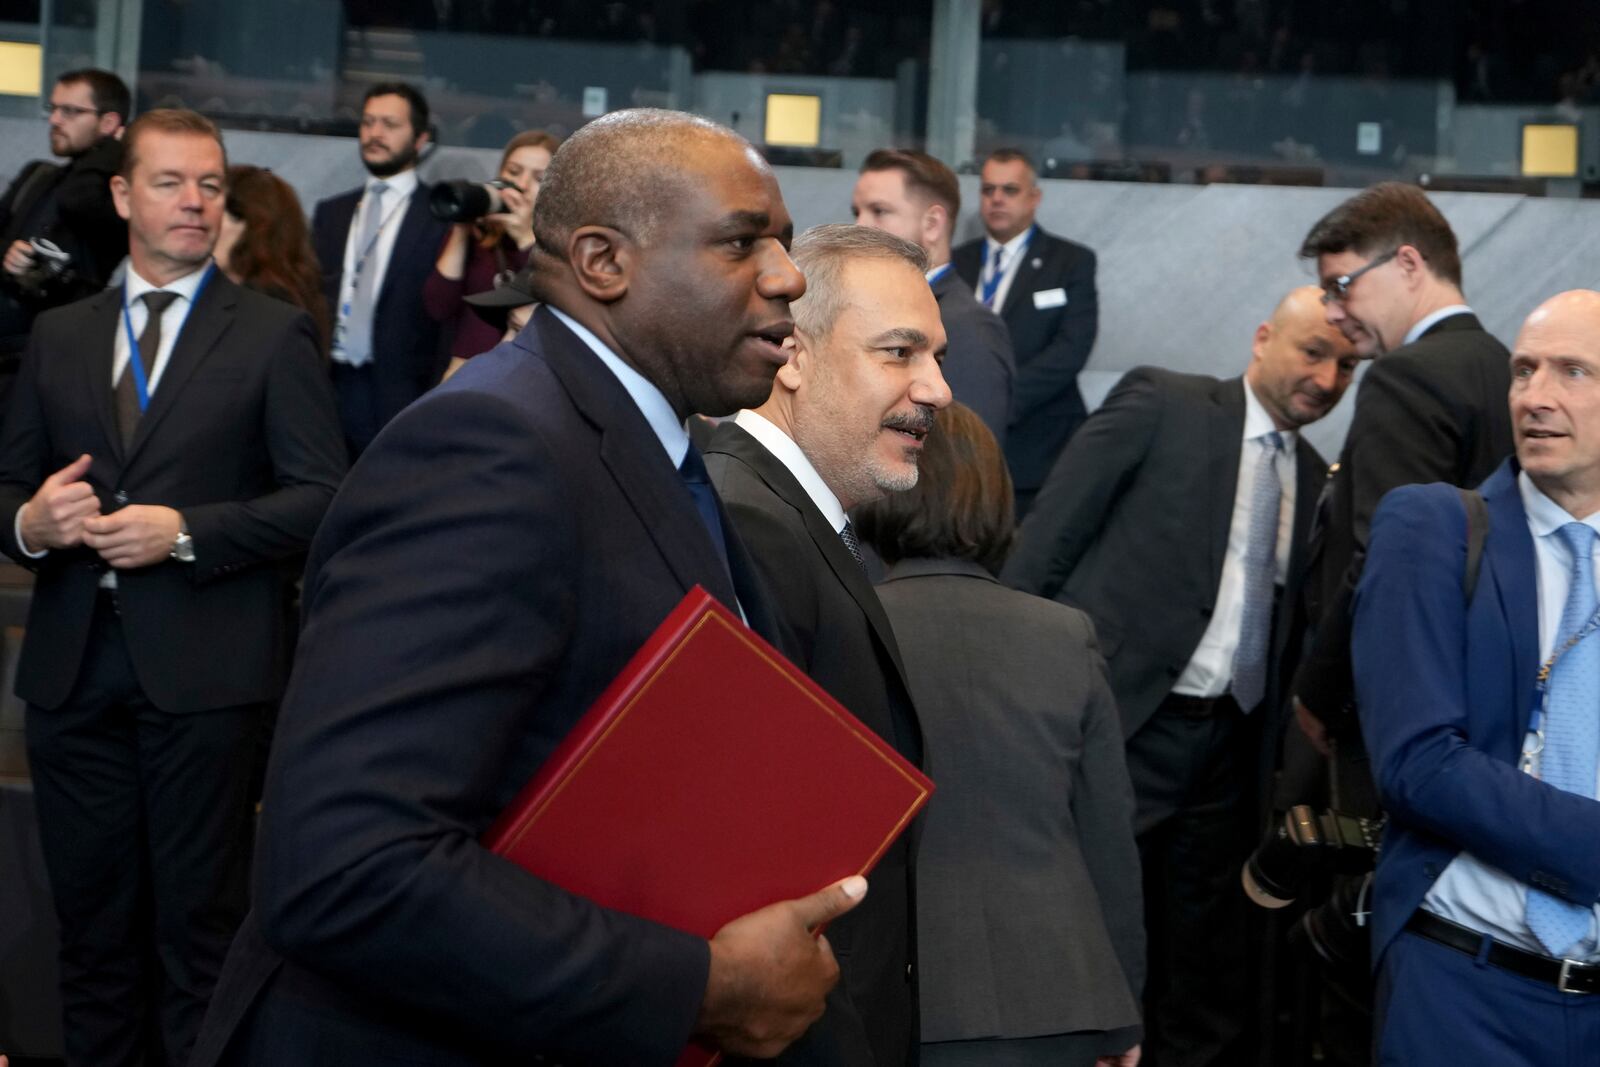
[170,518,195,563]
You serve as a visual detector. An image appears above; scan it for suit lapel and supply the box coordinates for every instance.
[377,190,433,312]
[84,289,126,462]
[1286,441,1327,597]
[1206,378,1247,595]
[1481,464,1539,741]
[124,270,235,468]
[532,310,740,612]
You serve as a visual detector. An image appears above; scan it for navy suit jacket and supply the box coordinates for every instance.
[1353,460,1600,967]
[192,308,794,1066]
[928,267,1013,451]
[311,181,449,427]
[952,227,1098,491]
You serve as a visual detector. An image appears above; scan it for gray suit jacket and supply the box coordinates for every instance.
[875,559,1142,1043]
[1001,369,1325,741]
[929,267,1013,451]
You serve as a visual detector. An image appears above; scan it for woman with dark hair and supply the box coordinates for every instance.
[855,401,1145,1067]
[423,129,558,378]
[214,164,331,354]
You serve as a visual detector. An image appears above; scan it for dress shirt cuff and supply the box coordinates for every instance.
[14,504,48,559]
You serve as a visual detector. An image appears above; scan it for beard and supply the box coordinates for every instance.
[363,139,421,178]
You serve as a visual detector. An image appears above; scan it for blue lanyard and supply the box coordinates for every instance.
[926,262,953,287]
[120,263,215,413]
[979,225,1033,308]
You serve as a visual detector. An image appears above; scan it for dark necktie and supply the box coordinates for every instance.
[117,290,179,447]
[839,520,867,573]
[679,444,732,579]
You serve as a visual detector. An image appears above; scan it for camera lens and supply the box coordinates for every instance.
[429,180,503,223]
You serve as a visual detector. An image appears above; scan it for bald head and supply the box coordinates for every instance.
[1512,290,1600,517]
[1246,285,1359,430]
[532,108,762,257]
[1517,289,1600,347]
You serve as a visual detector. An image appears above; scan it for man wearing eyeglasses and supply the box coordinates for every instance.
[1283,181,1513,1064]
[0,70,130,406]
[951,148,1098,518]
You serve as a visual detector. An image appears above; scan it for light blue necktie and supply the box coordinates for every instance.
[1230,431,1282,712]
[336,180,389,367]
[1527,521,1600,958]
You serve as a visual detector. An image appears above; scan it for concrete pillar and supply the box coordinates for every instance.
[926,0,980,169]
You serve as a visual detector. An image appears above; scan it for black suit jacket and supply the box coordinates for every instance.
[1293,311,1513,722]
[191,308,795,1066]
[705,420,921,1067]
[929,267,1013,450]
[0,273,347,713]
[1001,369,1324,742]
[952,227,1098,491]
[311,181,450,425]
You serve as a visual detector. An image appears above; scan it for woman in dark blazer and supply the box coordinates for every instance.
[855,401,1144,1067]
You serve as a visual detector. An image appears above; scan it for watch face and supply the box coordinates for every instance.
[172,534,195,562]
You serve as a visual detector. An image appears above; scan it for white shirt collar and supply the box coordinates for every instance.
[365,168,419,201]
[1241,377,1298,450]
[124,260,212,308]
[546,306,688,468]
[984,224,1034,264]
[1519,468,1600,536]
[1403,304,1472,346]
[733,409,850,534]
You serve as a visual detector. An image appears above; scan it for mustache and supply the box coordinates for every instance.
[883,406,936,435]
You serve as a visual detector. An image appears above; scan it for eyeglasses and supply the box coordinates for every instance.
[1320,249,1398,305]
[43,103,104,120]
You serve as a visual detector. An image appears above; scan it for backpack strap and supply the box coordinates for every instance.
[1458,486,1489,603]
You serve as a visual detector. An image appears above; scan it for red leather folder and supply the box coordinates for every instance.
[483,586,933,1067]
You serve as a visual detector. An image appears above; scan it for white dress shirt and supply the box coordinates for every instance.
[332,168,419,361]
[973,225,1035,314]
[1422,471,1600,961]
[1173,380,1296,699]
[546,307,687,468]
[733,409,849,535]
[14,260,215,565]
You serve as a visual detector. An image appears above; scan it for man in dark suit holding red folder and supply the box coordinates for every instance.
[191,110,871,1066]
[707,223,952,1067]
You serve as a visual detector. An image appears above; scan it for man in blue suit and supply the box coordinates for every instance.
[310,82,448,456]
[191,109,870,1066]
[1353,289,1600,1066]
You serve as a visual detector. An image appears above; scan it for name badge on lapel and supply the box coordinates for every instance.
[1032,287,1068,310]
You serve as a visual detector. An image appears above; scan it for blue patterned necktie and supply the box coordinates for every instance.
[679,444,732,580]
[1230,431,1283,712]
[1527,521,1600,958]
[337,179,389,366]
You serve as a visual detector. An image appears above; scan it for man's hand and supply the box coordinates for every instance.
[19,453,101,552]
[694,875,867,1058]
[1294,698,1332,758]
[1098,1044,1141,1067]
[82,504,182,569]
[2,238,35,277]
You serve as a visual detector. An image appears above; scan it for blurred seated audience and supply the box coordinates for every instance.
[423,130,557,378]
[215,164,331,354]
[854,401,1145,1067]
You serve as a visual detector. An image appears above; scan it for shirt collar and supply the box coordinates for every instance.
[1403,304,1472,346]
[546,306,688,468]
[985,224,1035,264]
[1241,377,1297,451]
[366,168,419,201]
[1519,468,1600,536]
[733,409,849,533]
[124,260,212,308]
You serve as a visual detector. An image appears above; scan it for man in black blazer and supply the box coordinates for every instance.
[707,224,951,1067]
[1291,181,1514,755]
[310,81,449,456]
[951,149,1097,515]
[852,148,1013,448]
[191,110,869,1067]
[0,109,347,1067]
[1003,287,1357,1067]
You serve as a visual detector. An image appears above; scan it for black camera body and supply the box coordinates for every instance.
[429,179,514,223]
[14,237,76,296]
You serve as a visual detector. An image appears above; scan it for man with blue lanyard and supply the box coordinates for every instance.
[1353,289,1600,1066]
[0,109,346,1067]
[852,148,1013,449]
[951,149,1098,518]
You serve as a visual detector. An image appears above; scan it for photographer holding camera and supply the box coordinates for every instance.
[0,69,130,405]
[423,130,558,379]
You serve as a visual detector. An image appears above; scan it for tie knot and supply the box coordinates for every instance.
[368,180,390,198]
[679,444,710,486]
[1260,430,1283,454]
[142,290,179,316]
[1559,522,1597,571]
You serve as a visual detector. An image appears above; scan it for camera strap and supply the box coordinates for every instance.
[121,262,216,413]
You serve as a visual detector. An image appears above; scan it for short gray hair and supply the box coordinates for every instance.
[790,224,929,340]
